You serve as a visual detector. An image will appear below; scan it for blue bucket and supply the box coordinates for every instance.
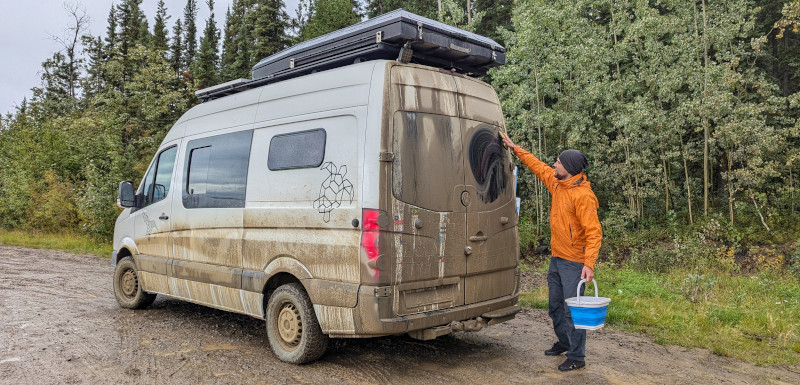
[565,279,611,330]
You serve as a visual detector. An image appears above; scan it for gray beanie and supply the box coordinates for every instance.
[559,149,588,176]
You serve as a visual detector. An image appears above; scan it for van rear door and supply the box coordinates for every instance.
[388,65,518,315]
[455,77,518,305]
[389,66,467,315]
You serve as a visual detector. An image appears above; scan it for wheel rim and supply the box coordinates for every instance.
[120,269,138,298]
[276,302,302,348]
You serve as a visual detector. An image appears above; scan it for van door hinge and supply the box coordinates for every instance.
[379,152,394,162]
[374,287,391,297]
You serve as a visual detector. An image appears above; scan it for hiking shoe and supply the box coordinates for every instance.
[558,358,586,371]
[544,342,569,356]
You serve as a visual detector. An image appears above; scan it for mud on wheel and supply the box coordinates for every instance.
[266,283,328,364]
[113,256,157,309]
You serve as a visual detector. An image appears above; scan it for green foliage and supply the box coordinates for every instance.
[183,0,199,69]
[437,0,484,33]
[218,0,291,82]
[365,0,437,19]
[0,230,113,257]
[494,0,794,239]
[194,0,221,88]
[300,0,361,41]
[473,0,513,45]
[152,0,170,54]
[789,239,800,278]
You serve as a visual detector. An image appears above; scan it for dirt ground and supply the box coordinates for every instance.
[1,245,798,385]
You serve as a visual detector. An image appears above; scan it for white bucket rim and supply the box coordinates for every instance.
[566,296,611,308]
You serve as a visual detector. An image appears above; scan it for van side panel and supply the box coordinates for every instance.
[243,110,365,321]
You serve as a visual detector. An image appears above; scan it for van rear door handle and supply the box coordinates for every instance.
[469,235,487,242]
[159,215,169,220]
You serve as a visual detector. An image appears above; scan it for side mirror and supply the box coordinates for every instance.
[117,181,136,208]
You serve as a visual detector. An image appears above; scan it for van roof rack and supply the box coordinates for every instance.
[197,9,505,102]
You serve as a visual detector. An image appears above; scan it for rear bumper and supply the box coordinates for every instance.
[345,285,519,337]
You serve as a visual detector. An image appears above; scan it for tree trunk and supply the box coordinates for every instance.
[680,134,693,225]
[727,149,734,224]
[662,155,670,217]
[701,0,710,217]
[791,165,795,214]
[467,0,472,24]
[533,60,543,238]
[624,139,635,213]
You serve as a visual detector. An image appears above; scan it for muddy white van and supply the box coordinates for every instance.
[112,10,520,364]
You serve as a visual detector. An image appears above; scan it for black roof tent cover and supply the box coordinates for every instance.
[251,9,505,82]
[196,9,505,101]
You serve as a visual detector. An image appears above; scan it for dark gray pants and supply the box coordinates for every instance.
[548,256,586,361]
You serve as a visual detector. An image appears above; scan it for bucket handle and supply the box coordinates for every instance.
[576,279,598,305]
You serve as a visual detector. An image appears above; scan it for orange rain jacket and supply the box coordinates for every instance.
[514,147,603,269]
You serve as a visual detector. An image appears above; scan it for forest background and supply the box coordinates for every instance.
[1,0,799,366]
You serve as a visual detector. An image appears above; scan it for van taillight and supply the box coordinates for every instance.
[361,209,381,278]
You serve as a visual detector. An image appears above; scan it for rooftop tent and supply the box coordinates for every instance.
[251,9,505,81]
[196,9,505,101]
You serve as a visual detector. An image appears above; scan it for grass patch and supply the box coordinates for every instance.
[0,229,112,257]
[520,286,549,310]
[520,266,800,366]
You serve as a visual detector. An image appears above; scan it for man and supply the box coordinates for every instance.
[501,133,602,371]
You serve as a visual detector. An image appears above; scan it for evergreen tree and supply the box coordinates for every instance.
[80,35,106,98]
[301,0,360,40]
[220,0,252,80]
[183,0,200,72]
[152,0,171,54]
[104,5,119,56]
[195,0,221,88]
[31,53,74,116]
[116,0,147,59]
[232,18,254,78]
[365,0,437,19]
[170,18,185,73]
[249,0,291,66]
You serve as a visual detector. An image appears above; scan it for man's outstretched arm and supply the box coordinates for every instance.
[501,132,556,188]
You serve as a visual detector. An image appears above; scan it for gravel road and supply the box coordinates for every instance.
[1,245,798,384]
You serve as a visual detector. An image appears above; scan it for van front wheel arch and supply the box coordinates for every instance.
[265,283,328,364]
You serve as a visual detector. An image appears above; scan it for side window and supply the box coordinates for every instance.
[183,130,253,209]
[187,146,211,195]
[268,129,326,170]
[138,146,177,208]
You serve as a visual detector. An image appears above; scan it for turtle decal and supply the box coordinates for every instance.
[313,162,354,222]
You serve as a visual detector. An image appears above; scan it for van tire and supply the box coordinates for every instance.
[266,283,328,364]
[113,256,157,309]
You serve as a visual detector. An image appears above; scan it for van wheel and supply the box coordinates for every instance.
[113,256,156,309]
[266,283,328,364]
